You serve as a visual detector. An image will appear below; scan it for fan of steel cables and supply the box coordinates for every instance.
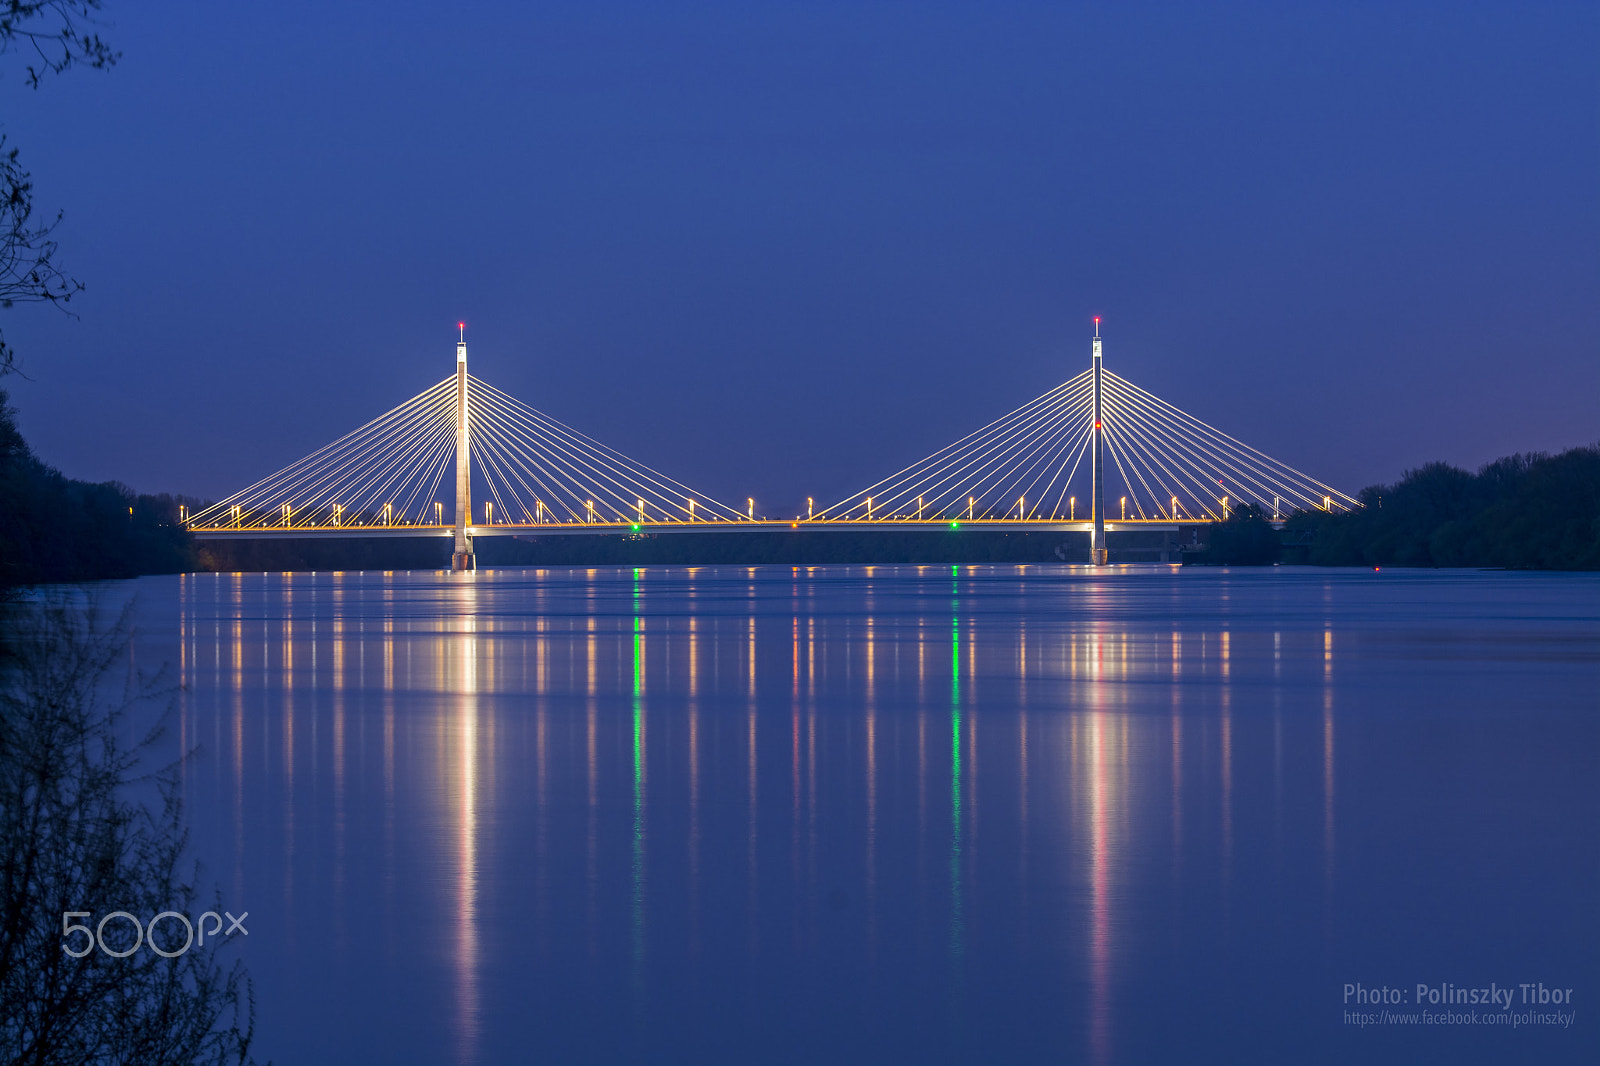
[465,376,744,524]
[814,368,1357,521]
[188,376,743,530]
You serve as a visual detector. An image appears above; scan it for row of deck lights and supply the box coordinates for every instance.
[839,491,1334,522]
[191,491,1341,529]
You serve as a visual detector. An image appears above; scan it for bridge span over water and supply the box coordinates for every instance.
[188,322,1353,568]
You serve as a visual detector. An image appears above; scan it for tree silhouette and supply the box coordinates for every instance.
[1201,501,1281,565]
[0,1,118,375]
[0,598,258,1064]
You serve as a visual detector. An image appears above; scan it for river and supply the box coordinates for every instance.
[115,564,1599,1063]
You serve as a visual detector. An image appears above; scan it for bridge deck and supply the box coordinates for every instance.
[191,518,1214,541]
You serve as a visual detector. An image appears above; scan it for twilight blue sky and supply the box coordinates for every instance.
[3,1,1596,513]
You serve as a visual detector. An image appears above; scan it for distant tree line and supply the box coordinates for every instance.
[481,529,1115,567]
[1194,502,1283,566]
[195,529,1105,571]
[1287,445,1600,569]
[0,390,197,589]
[1195,444,1600,569]
[194,535,450,574]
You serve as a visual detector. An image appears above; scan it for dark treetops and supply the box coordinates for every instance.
[1285,445,1600,571]
[0,0,118,375]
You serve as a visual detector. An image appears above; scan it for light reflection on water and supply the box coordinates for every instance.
[151,565,1600,1065]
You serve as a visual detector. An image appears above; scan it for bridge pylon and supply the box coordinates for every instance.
[452,324,475,571]
[1091,318,1107,565]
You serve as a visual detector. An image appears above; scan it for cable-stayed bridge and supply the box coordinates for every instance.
[187,323,1357,568]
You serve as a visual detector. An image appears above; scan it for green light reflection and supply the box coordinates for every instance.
[950,571,964,965]
[631,575,645,991]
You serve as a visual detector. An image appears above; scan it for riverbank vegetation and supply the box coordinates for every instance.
[194,529,1106,571]
[0,391,196,590]
[1196,503,1282,565]
[1285,444,1600,570]
[0,598,257,1064]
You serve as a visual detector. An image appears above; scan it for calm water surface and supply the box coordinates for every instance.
[119,565,1597,1064]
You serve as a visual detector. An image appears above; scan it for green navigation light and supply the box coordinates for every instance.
[949,521,959,529]
[631,523,641,531]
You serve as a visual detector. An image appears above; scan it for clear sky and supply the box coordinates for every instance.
[4,1,1596,514]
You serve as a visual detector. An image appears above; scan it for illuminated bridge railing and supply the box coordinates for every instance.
[188,517,1197,537]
